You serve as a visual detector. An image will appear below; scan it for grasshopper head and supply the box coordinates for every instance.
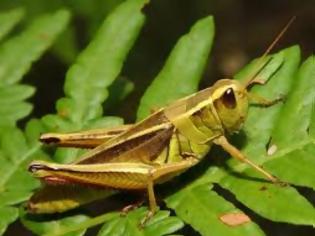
[211,79,249,133]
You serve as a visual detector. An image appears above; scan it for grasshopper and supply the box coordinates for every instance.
[28,18,294,225]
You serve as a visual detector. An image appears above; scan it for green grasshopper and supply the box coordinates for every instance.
[28,18,294,224]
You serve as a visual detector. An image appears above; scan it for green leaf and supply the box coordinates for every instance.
[0,206,18,235]
[261,56,315,189]
[220,169,315,226]
[0,85,35,126]
[174,47,315,229]
[42,0,146,163]
[0,2,312,235]
[233,47,299,158]
[166,184,264,236]
[0,9,70,85]
[137,15,215,120]
[270,56,315,147]
[62,0,146,123]
[21,208,89,236]
[23,1,148,235]
[0,85,34,104]
[0,120,48,235]
[22,211,118,236]
[0,8,24,42]
[98,208,183,236]
[0,12,70,232]
[51,25,79,65]
[104,77,135,111]
[0,9,70,126]
[216,48,315,226]
[144,44,315,234]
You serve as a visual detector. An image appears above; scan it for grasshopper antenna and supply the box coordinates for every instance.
[244,16,296,88]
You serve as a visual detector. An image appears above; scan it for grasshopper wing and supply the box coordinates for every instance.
[40,124,133,149]
[73,110,174,164]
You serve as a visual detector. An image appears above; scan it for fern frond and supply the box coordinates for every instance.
[0,9,70,126]
[0,10,70,234]
[0,8,24,42]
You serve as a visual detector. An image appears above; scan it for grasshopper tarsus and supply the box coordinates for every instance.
[181,151,199,160]
[274,180,289,187]
[262,94,286,107]
[276,93,286,103]
[120,199,145,216]
[139,210,155,228]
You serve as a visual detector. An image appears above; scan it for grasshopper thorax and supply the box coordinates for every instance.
[210,79,249,134]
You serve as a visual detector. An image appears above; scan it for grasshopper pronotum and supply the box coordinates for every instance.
[28,18,294,225]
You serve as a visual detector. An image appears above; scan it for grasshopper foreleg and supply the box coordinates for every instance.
[214,136,280,183]
[248,92,285,107]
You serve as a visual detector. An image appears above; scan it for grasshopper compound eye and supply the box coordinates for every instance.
[222,88,236,109]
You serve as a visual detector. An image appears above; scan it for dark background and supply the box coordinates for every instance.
[2,0,315,235]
